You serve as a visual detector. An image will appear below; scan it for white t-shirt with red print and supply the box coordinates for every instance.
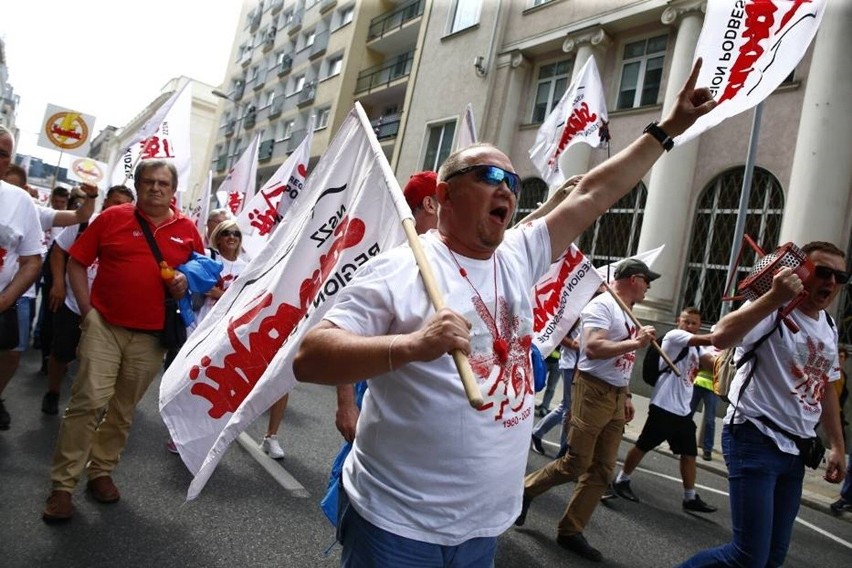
[578,291,639,387]
[724,304,841,455]
[0,181,46,295]
[650,329,703,416]
[196,254,248,326]
[324,220,551,546]
[54,221,98,315]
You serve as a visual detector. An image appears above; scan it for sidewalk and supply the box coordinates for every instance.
[534,391,845,516]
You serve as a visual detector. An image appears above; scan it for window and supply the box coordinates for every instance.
[281,119,295,140]
[316,107,331,130]
[531,59,572,123]
[292,75,306,94]
[530,0,553,6]
[616,35,668,109]
[266,90,276,107]
[327,54,343,78]
[277,51,288,65]
[449,0,481,34]
[340,5,354,27]
[681,167,784,324]
[577,182,647,267]
[305,30,316,48]
[422,121,457,171]
[513,178,549,223]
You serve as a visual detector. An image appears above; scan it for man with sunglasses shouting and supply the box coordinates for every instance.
[294,59,716,567]
[679,241,847,568]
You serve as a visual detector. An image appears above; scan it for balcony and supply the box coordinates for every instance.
[297,82,316,107]
[252,70,268,90]
[259,139,275,161]
[277,55,293,76]
[309,31,329,60]
[287,12,303,35]
[319,0,336,14]
[287,129,307,152]
[355,51,414,94]
[371,113,401,140]
[269,98,284,118]
[216,154,228,172]
[239,50,253,67]
[224,120,236,138]
[249,9,262,32]
[233,83,246,101]
[244,107,257,129]
[262,28,277,52]
[368,0,423,41]
[271,0,283,14]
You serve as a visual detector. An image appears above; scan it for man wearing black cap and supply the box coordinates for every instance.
[516,257,660,562]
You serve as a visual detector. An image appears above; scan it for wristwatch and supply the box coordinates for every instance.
[643,121,674,152]
[85,193,98,199]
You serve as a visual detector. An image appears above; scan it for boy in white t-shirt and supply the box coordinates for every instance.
[612,307,717,512]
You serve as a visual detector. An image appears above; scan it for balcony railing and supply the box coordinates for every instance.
[355,51,415,93]
[249,9,262,32]
[277,55,293,76]
[271,0,283,15]
[371,114,401,140]
[288,12,304,35]
[262,28,277,52]
[309,30,329,59]
[252,70,268,90]
[259,139,275,161]
[233,83,246,101]
[224,120,235,137]
[287,129,307,152]
[298,82,316,106]
[320,0,337,14]
[239,50,252,67]
[216,154,228,172]
[368,0,424,41]
[269,99,284,118]
[244,108,257,129]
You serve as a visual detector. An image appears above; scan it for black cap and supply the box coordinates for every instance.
[614,258,661,282]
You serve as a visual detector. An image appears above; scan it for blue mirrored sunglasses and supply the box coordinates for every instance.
[445,164,521,197]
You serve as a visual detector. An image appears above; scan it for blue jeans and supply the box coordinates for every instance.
[340,505,496,567]
[840,452,852,503]
[689,386,718,452]
[13,297,32,352]
[677,422,804,568]
[532,368,574,453]
[539,358,561,410]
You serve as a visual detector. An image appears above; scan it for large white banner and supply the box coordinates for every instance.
[38,104,96,157]
[109,83,193,191]
[676,0,827,146]
[529,57,609,189]
[216,133,260,216]
[159,103,409,500]
[191,170,213,244]
[236,118,314,258]
[532,245,603,356]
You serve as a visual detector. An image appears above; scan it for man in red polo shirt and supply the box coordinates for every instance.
[42,159,203,523]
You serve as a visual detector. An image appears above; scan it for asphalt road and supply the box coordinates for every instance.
[1,348,850,567]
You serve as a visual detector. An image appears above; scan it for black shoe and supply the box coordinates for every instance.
[555,445,568,459]
[0,399,10,430]
[42,392,59,415]
[514,493,532,526]
[613,480,640,502]
[683,494,717,513]
[556,533,603,562]
[600,483,618,501]
[830,498,852,516]
[531,435,546,456]
[702,450,712,461]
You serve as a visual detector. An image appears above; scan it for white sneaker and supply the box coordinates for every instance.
[261,435,284,459]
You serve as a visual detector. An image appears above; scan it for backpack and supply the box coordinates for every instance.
[641,331,690,387]
[712,311,835,403]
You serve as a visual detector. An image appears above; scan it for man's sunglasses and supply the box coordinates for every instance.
[813,265,850,284]
[444,165,521,197]
[220,230,242,238]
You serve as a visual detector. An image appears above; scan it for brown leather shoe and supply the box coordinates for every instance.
[87,475,120,503]
[42,490,74,523]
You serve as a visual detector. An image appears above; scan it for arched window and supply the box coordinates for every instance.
[513,177,549,223]
[577,182,647,268]
[681,166,784,324]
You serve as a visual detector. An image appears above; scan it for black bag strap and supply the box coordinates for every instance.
[753,414,811,445]
[134,210,164,266]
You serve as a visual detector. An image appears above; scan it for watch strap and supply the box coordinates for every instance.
[643,122,674,152]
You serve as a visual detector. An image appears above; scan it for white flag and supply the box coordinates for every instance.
[596,245,665,284]
[529,57,609,188]
[159,103,408,500]
[532,245,603,355]
[676,0,827,146]
[126,82,191,151]
[192,170,213,244]
[236,117,314,258]
[109,83,193,192]
[216,133,260,216]
[456,103,478,149]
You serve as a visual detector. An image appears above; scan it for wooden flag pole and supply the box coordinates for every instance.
[603,282,680,376]
[401,218,484,409]
[517,175,583,224]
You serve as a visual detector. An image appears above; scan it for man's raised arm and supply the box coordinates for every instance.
[544,58,717,261]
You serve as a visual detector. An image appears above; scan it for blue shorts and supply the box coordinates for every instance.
[13,297,33,352]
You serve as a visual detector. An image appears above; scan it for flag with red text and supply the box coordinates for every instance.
[159,103,409,500]
[235,117,314,258]
[191,171,213,245]
[529,57,608,188]
[216,133,260,216]
[675,0,827,146]
[108,82,193,191]
[532,245,603,355]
